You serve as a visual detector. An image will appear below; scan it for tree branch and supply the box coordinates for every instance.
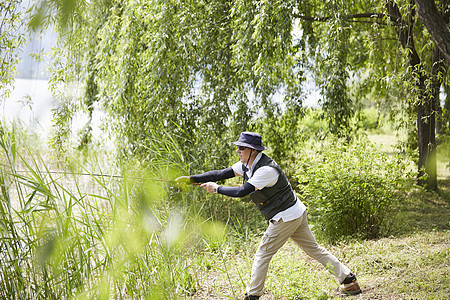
[416,0,450,63]
[294,12,400,25]
[385,0,419,63]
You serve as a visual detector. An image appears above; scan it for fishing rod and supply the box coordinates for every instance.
[11,170,124,179]
[8,170,202,195]
[9,170,195,182]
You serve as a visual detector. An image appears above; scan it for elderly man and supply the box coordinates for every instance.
[176,132,361,299]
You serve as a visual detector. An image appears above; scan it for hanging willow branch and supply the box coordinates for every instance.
[293,12,397,26]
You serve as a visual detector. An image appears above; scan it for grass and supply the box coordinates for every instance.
[191,129,450,299]
[1,123,449,299]
[190,181,450,299]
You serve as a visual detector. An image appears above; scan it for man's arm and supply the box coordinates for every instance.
[218,182,255,197]
[200,181,255,197]
[176,167,236,184]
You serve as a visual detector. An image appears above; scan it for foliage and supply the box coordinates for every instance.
[250,103,306,178]
[438,135,450,171]
[296,137,415,243]
[355,107,382,130]
[45,0,305,173]
[5,0,450,192]
[314,15,353,136]
[0,1,26,99]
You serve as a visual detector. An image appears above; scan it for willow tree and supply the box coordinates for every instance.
[47,0,448,187]
[48,0,305,171]
[294,0,449,190]
[0,1,26,100]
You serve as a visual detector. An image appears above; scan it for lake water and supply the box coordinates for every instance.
[2,78,320,141]
[1,78,105,142]
[1,78,54,138]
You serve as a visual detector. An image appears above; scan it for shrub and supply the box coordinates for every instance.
[356,107,381,130]
[295,137,414,243]
[437,134,450,172]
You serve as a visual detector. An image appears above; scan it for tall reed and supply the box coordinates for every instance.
[0,124,234,299]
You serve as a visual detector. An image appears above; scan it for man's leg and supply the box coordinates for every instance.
[246,218,302,296]
[290,212,351,284]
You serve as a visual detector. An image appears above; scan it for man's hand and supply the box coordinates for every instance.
[200,182,219,193]
[175,176,192,185]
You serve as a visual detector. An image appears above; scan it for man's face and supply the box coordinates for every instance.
[236,146,251,163]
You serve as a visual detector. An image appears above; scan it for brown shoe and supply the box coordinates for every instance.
[341,279,362,295]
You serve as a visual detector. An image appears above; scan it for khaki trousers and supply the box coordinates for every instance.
[246,211,351,296]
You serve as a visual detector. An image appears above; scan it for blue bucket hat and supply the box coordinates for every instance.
[232,132,267,151]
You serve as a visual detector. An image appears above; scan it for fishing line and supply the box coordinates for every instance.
[7,170,201,195]
[9,169,193,182]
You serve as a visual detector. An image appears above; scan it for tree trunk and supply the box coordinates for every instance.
[416,0,450,64]
[436,101,443,135]
[386,0,438,190]
[417,90,437,190]
[413,54,438,190]
[417,45,447,191]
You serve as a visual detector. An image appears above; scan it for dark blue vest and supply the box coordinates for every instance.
[244,154,297,220]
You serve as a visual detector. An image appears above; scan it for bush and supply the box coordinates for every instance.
[356,107,380,130]
[295,137,414,243]
[437,134,450,172]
